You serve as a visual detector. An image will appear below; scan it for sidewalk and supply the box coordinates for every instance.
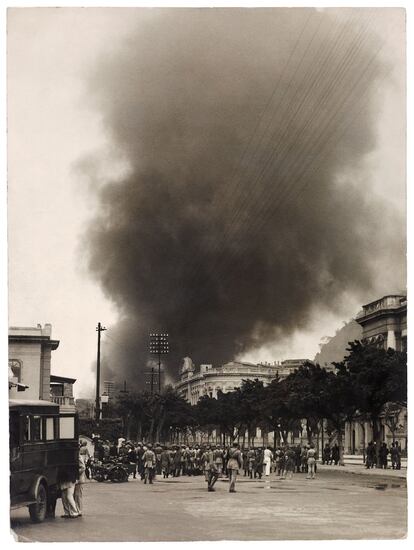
[319,463,407,479]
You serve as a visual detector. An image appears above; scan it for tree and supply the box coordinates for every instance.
[335,341,407,453]
[320,364,359,464]
[193,395,221,443]
[78,418,123,441]
[261,377,298,447]
[283,363,329,445]
[236,379,266,447]
[383,401,405,444]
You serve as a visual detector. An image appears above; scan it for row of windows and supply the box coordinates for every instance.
[22,415,75,443]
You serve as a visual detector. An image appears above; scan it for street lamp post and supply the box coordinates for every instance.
[149,332,169,394]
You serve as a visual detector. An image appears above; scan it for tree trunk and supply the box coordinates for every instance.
[148,417,155,443]
[156,414,165,444]
[357,420,366,461]
[337,427,345,466]
[306,422,313,445]
[372,415,381,464]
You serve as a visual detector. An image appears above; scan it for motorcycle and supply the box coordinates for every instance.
[90,458,129,483]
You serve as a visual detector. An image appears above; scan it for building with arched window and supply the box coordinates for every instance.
[174,357,310,405]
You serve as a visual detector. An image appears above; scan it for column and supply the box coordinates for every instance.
[387,330,396,350]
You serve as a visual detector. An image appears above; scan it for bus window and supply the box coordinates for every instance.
[46,417,54,440]
[9,413,19,449]
[59,417,74,439]
[31,416,42,441]
[23,416,30,442]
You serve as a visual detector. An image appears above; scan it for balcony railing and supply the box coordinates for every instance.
[50,396,75,407]
[358,295,406,319]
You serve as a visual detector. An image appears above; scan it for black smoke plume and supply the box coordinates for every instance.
[80,9,405,389]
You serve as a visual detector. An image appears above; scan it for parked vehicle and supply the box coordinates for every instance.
[9,399,78,523]
[90,458,129,483]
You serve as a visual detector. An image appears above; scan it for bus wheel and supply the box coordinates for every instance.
[29,483,48,523]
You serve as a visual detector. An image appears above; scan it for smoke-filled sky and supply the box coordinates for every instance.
[8,8,406,396]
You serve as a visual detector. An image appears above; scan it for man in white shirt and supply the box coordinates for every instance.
[263,446,274,476]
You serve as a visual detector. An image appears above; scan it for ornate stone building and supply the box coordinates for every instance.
[174,357,310,405]
[356,294,407,352]
[344,294,407,454]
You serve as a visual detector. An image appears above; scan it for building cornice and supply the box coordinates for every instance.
[9,335,60,351]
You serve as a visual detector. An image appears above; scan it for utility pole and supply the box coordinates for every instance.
[95,322,107,422]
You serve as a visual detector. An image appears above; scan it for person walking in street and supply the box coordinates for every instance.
[143,444,156,484]
[283,446,296,479]
[379,442,389,469]
[205,445,219,492]
[214,445,224,477]
[59,467,79,519]
[202,446,211,482]
[247,448,256,479]
[300,446,308,473]
[227,443,243,493]
[161,446,171,478]
[331,444,340,466]
[127,444,137,479]
[154,442,163,475]
[294,445,302,473]
[174,446,183,477]
[306,444,317,479]
[390,442,398,469]
[263,446,273,477]
[79,440,91,479]
[396,443,402,470]
[322,443,331,465]
[365,441,375,469]
[242,449,249,477]
[136,443,145,480]
[74,453,86,516]
[253,448,263,479]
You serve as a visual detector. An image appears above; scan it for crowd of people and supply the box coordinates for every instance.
[89,439,323,491]
[58,436,403,516]
[365,441,402,470]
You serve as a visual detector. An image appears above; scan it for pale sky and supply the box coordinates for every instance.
[7,7,406,398]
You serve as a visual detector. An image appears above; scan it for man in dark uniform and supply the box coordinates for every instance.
[136,443,145,480]
[322,443,331,465]
[205,445,219,492]
[227,443,243,493]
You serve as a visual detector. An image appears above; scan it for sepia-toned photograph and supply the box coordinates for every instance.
[6,4,407,542]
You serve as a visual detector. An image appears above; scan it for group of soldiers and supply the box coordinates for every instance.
[322,443,341,465]
[365,441,402,469]
[93,438,321,489]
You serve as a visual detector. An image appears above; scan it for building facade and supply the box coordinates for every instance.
[174,357,281,405]
[8,324,59,401]
[8,324,76,413]
[50,374,76,412]
[344,295,407,454]
[356,294,407,352]
[103,380,116,399]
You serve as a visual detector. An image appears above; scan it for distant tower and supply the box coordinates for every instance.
[103,380,115,399]
[180,356,195,375]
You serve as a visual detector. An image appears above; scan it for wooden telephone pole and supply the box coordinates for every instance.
[95,322,107,422]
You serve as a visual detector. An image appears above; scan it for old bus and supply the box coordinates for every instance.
[9,399,78,523]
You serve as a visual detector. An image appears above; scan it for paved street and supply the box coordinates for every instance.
[10,469,407,542]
